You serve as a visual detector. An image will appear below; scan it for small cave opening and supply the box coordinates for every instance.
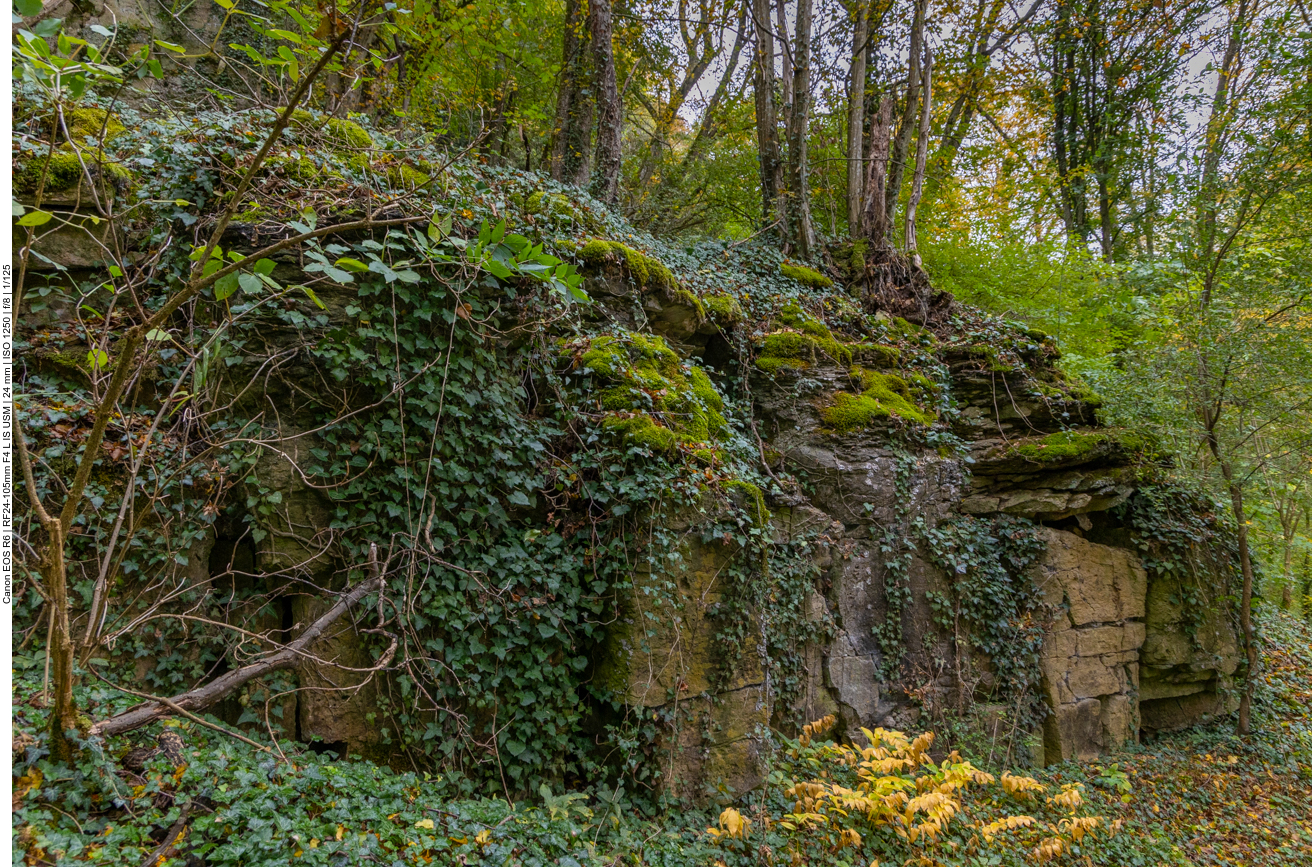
[306,739,349,760]
[698,331,736,375]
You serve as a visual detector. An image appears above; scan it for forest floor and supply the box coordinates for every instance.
[1050,610,1312,867]
[13,610,1312,866]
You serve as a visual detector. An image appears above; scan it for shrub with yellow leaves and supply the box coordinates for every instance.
[712,717,1120,867]
[706,807,751,840]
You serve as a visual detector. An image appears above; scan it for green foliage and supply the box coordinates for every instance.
[290,108,374,150]
[920,515,1050,732]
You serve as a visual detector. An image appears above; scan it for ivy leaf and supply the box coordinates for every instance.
[301,285,326,309]
[252,258,276,276]
[335,257,370,272]
[507,491,531,507]
[14,0,42,17]
[214,272,239,301]
[86,349,109,370]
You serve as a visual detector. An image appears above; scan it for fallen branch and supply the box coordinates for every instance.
[90,577,385,739]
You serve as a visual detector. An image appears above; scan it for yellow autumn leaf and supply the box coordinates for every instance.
[414,818,435,830]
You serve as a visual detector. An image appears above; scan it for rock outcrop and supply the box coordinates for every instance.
[19,153,1242,800]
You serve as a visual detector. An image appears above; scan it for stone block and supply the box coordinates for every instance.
[1044,698,1103,763]
[1066,657,1126,701]
[1032,528,1146,625]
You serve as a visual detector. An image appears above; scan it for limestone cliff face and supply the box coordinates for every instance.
[600,321,1241,798]
[20,169,1240,796]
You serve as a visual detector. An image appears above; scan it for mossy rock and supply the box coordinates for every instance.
[754,303,852,373]
[602,413,677,452]
[779,261,834,288]
[579,239,677,294]
[290,109,374,150]
[851,343,901,368]
[1006,429,1152,465]
[575,332,728,449]
[386,162,431,189]
[266,153,334,183]
[724,480,770,526]
[819,367,936,433]
[63,106,126,143]
[704,294,744,325]
[14,149,131,195]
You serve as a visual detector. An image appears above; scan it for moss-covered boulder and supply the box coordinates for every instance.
[779,261,834,288]
[572,333,728,453]
[819,367,936,433]
[754,303,854,373]
[579,239,677,294]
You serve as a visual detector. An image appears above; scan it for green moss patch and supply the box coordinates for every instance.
[755,303,853,373]
[1007,429,1151,464]
[290,109,374,150]
[780,262,834,288]
[14,150,131,194]
[724,479,770,526]
[820,367,936,433]
[574,333,728,451]
[579,239,677,294]
[63,106,125,142]
[704,294,744,325]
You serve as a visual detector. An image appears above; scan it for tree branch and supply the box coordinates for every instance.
[90,576,385,739]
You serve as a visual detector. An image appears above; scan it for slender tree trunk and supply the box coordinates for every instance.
[862,94,894,248]
[553,0,595,186]
[589,0,621,205]
[1302,548,1312,623]
[776,0,792,119]
[846,0,869,236]
[1052,0,1077,235]
[684,8,748,165]
[885,0,928,233]
[550,0,587,181]
[784,0,816,257]
[903,48,932,266]
[1221,471,1257,735]
[43,523,77,760]
[752,0,784,226]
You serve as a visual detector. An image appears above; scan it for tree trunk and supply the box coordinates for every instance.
[43,522,77,761]
[552,0,594,185]
[903,48,932,266]
[846,0,869,236]
[752,0,784,226]
[776,0,792,119]
[885,0,928,233]
[1302,549,1311,623]
[1052,0,1078,235]
[862,95,894,248]
[784,0,815,257]
[1222,474,1257,735]
[589,0,621,205]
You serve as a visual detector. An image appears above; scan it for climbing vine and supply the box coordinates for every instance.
[871,449,920,680]
[918,514,1049,731]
